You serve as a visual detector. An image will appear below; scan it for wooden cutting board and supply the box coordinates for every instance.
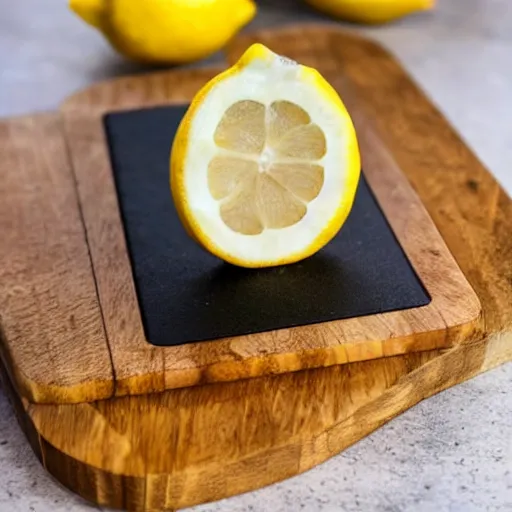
[0,25,511,512]
[0,30,482,405]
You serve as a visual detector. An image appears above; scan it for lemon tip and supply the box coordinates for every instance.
[238,43,275,66]
[69,0,105,29]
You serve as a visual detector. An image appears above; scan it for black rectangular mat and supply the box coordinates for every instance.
[104,105,430,347]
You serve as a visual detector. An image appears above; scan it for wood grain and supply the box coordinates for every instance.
[54,62,480,401]
[61,69,224,400]
[1,25,511,512]
[0,115,113,403]
[227,24,512,338]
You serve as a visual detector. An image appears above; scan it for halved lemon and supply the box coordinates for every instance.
[170,43,361,268]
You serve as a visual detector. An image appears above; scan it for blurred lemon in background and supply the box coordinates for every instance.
[304,0,435,24]
[69,0,257,64]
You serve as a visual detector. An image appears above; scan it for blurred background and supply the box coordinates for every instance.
[1,0,510,192]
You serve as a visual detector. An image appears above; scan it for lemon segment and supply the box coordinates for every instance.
[170,43,361,268]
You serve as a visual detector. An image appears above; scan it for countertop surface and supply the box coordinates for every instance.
[0,1,511,511]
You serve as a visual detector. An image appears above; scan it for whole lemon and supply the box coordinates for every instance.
[304,0,435,24]
[70,0,257,64]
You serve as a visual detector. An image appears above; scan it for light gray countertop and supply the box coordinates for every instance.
[1,1,511,511]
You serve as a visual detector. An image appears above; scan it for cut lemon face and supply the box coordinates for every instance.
[170,43,361,268]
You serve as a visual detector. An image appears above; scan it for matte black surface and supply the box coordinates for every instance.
[104,105,431,347]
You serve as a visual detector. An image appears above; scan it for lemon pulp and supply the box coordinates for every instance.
[210,100,326,235]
